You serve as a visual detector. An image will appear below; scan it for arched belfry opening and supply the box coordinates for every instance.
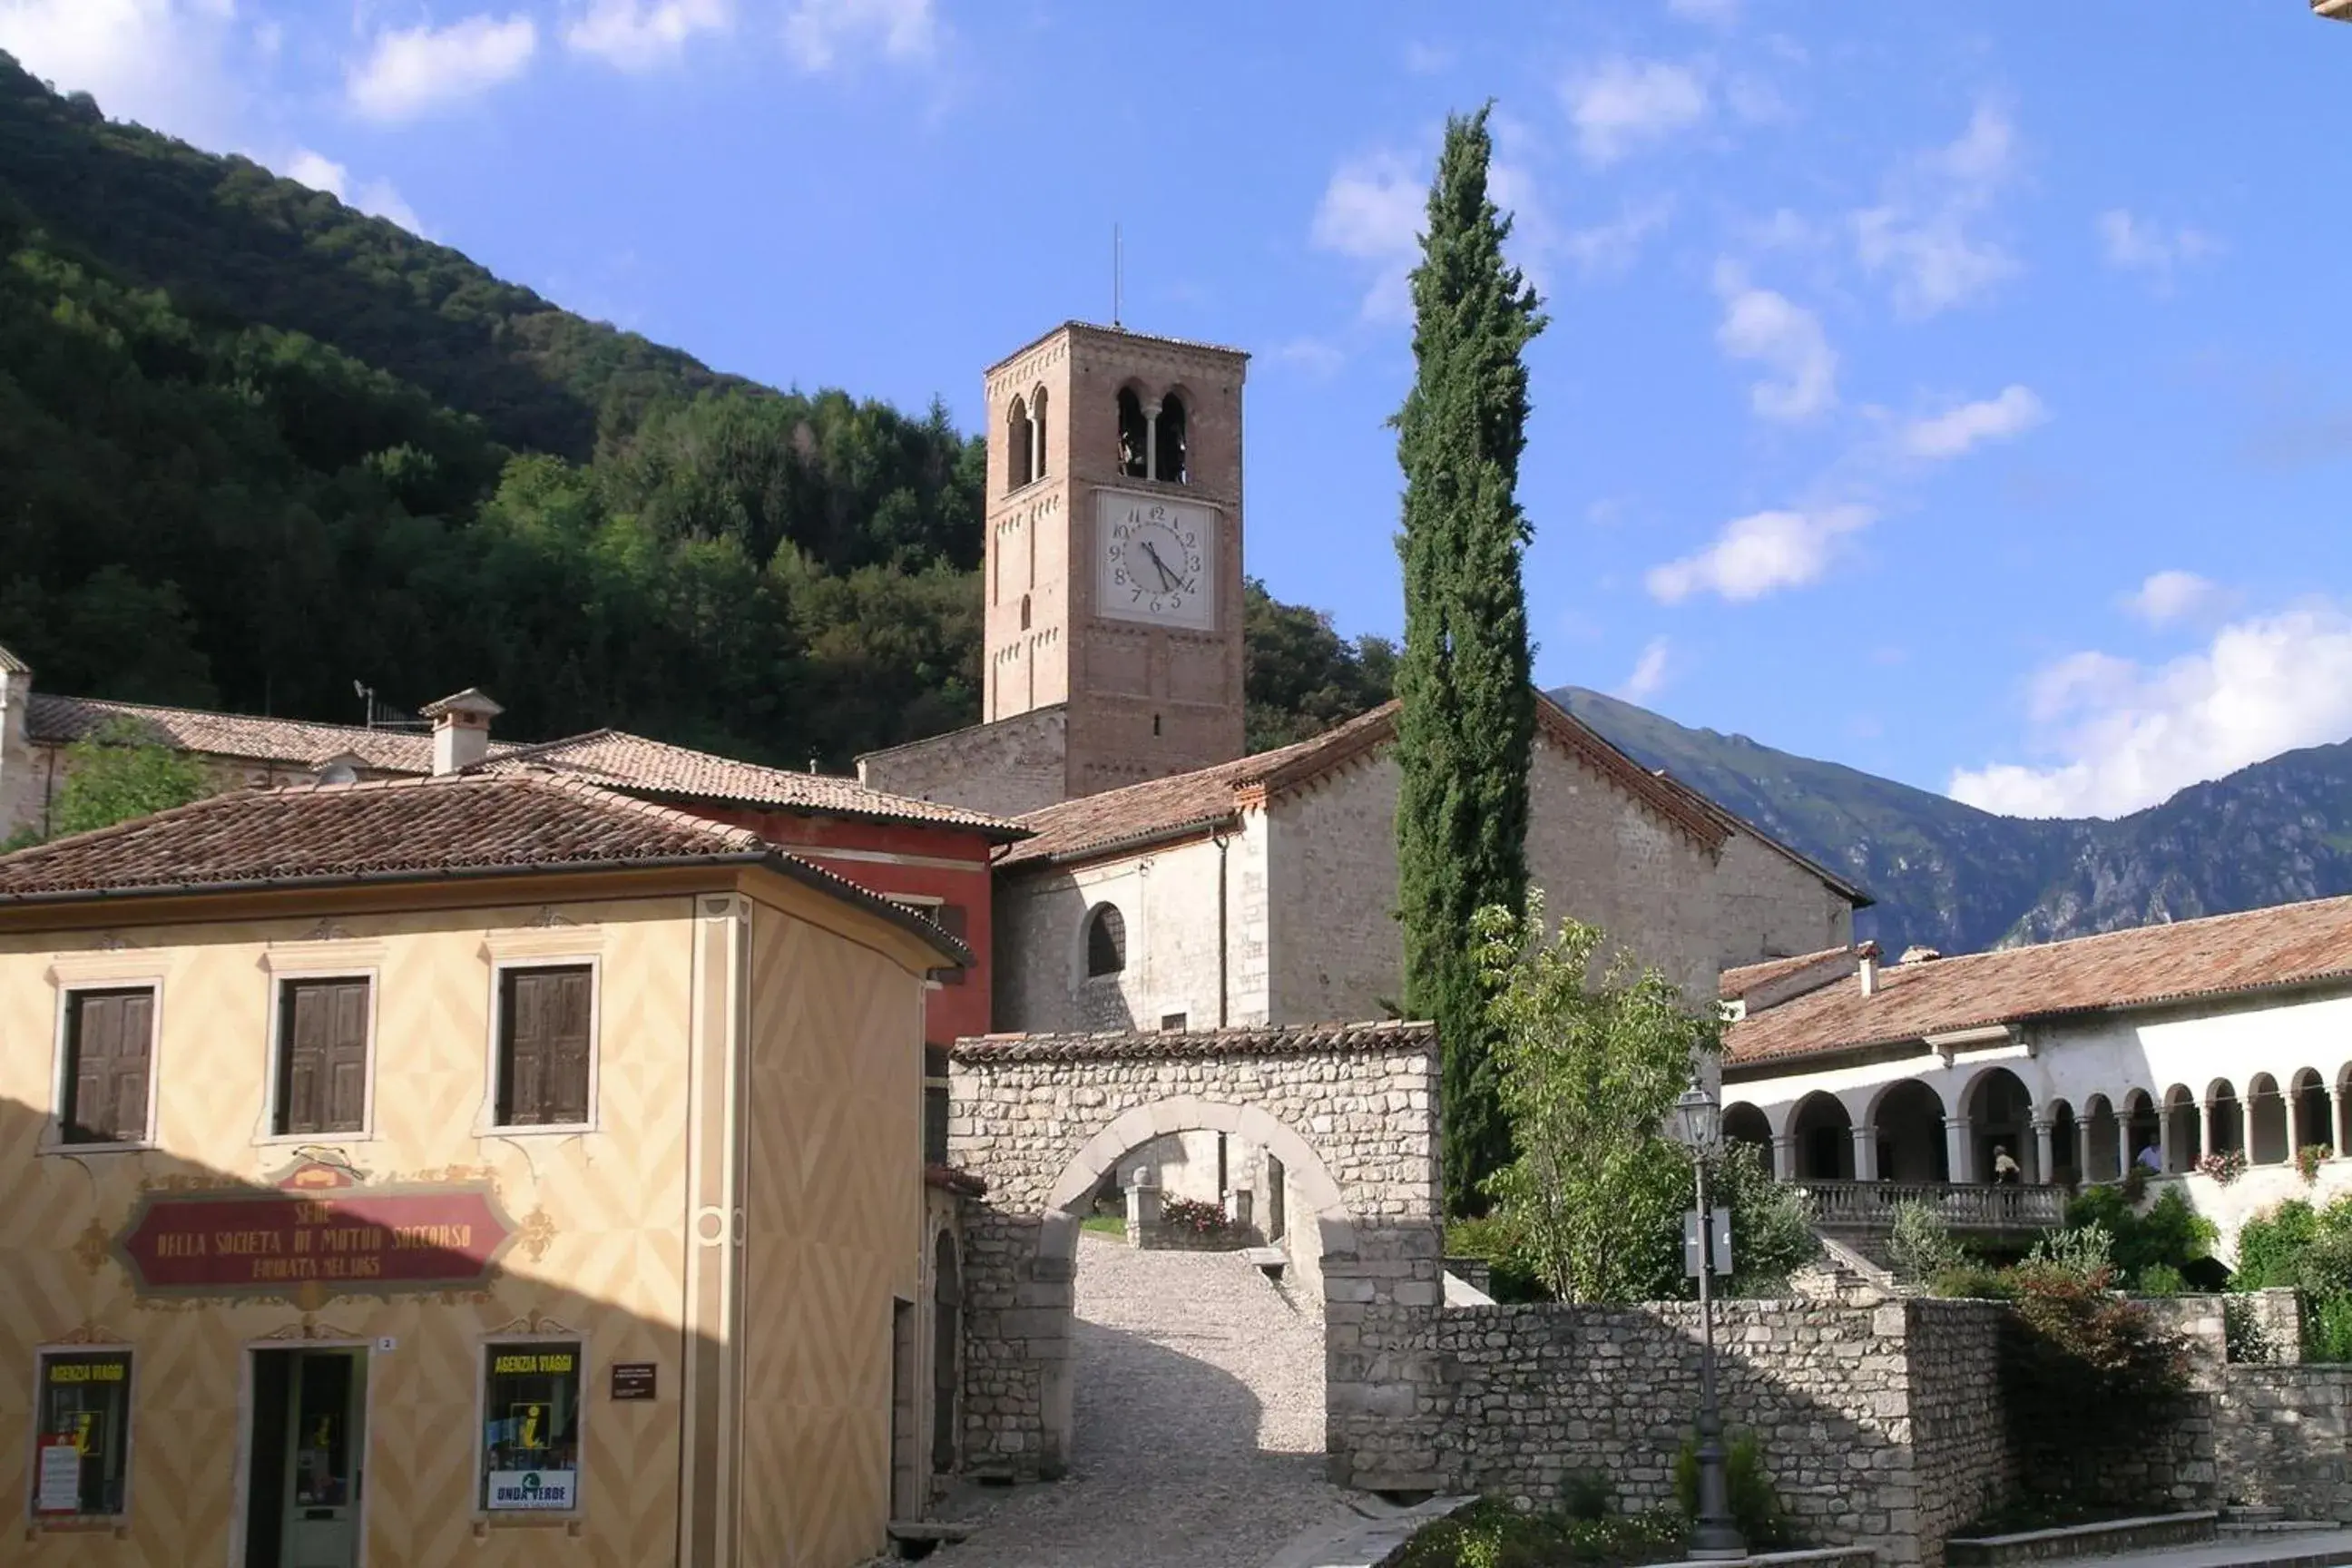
[1154,391,1188,485]
[1031,386,1049,478]
[1084,904,1126,977]
[1115,387,1148,479]
[1006,396,1034,491]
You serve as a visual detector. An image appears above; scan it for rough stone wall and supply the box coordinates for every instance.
[2216,1366,2352,1519]
[857,705,1069,818]
[1709,831,1857,981]
[1397,1297,2010,1568]
[995,826,1265,1034]
[946,1027,1442,1478]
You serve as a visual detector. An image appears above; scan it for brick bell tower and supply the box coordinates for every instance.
[981,322,1249,800]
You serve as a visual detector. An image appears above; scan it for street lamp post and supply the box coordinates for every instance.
[1674,1083,1748,1563]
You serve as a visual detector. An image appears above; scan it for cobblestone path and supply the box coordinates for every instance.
[935,1232,1357,1568]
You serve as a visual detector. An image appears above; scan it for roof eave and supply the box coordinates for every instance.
[996,811,1240,872]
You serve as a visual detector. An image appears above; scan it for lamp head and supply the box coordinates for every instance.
[1673,1083,1721,1154]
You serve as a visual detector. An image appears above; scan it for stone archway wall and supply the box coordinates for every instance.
[947,1020,1443,1485]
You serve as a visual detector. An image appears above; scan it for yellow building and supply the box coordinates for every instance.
[0,769,966,1568]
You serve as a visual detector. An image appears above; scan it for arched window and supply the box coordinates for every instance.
[1006,396,1034,492]
[1032,387,1049,478]
[1154,391,1188,485]
[1084,904,1126,977]
[1116,388,1148,479]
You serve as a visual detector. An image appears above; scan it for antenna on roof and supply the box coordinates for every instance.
[1112,221,1122,329]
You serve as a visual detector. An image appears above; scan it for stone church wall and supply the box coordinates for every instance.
[857,705,1069,819]
[1709,830,1857,984]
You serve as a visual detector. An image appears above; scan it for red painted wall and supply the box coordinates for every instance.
[697,806,997,1045]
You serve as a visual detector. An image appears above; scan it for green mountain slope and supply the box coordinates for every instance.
[1556,687,2352,954]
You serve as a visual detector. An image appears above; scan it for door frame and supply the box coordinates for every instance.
[227,1338,375,1568]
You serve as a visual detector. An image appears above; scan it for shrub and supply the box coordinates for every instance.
[1930,1265,2019,1301]
[2028,1222,2114,1279]
[2300,1144,2334,1183]
[2199,1149,2247,1185]
[1711,1142,1819,1298]
[1673,1430,1789,1549]
[1157,1196,1230,1238]
[2224,1296,2278,1364]
[2136,1263,2187,1297]
[1389,1498,1683,1568]
[2309,1294,2352,1362]
[2065,1186,2215,1289]
[1446,1213,1549,1303]
[2234,1200,2320,1290]
[1889,1200,1967,1285]
[2008,1263,2190,1399]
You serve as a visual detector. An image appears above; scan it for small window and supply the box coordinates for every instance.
[1005,396,1034,492]
[1032,386,1050,478]
[495,966,593,1128]
[33,1350,132,1518]
[1155,392,1189,485]
[1160,1012,1187,1033]
[480,1344,583,1513]
[1116,388,1148,478]
[933,904,969,987]
[1084,905,1126,978]
[924,1044,951,1166]
[274,978,369,1136]
[59,987,155,1146]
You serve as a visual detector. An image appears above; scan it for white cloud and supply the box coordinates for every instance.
[1646,505,1874,604]
[0,0,245,144]
[348,14,537,123]
[278,147,427,235]
[1617,637,1674,702]
[1897,385,2047,461]
[1560,197,1674,278]
[1667,0,1740,23]
[2099,208,2220,283]
[782,0,935,71]
[1712,261,1836,422]
[287,148,348,196]
[1562,57,1709,166]
[2122,570,2228,628]
[1309,152,1425,321]
[1948,605,2352,818]
[1851,103,2019,317]
[566,0,731,69]
[1272,337,1347,378]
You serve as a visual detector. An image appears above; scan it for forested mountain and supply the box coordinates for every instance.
[0,54,1396,770]
[1557,687,2352,955]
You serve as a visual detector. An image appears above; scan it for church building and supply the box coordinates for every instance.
[860,320,1871,1042]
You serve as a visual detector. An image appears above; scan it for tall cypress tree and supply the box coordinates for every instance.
[1394,107,1547,1216]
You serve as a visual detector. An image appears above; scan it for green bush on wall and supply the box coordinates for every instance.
[1673,1430,1790,1549]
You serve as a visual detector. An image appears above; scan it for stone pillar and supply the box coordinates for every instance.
[2160,1105,2177,1174]
[1124,1166,1160,1249]
[2244,1097,2260,1163]
[1849,1124,1877,1182]
[2290,1091,2308,1161]
[2031,1118,2054,1186]
[1771,1133,1796,1181]
[1945,1116,1973,1184]
[2332,1087,2347,1155]
[2200,1100,2215,1163]
[1142,399,1161,482]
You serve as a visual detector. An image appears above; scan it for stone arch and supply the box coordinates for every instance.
[1788,1090,1853,1180]
[1866,1078,1947,1183]
[2081,1093,2121,1182]
[1006,395,1034,491]
[2164,1083,2201,1171]
[2294,1068,2332,1157]
[2249,1072,2288,1165]
[1722,1101,1772,1159]
[2209,1078,2244,1155]
[2047,1098,2080,1184]
[1962,1065,2034,1183]
[1115,385,1149,477]
[2121,1089,2160,1172]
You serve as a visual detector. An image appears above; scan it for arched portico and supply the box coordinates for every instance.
[1867,1079,1948,1183]
[1789,1091,1854,1180]
[946,1021,1444,1486]
[1964,1066,2035,1183]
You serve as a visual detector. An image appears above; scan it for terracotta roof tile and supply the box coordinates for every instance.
[0,769,972,965]
[24,693,478,774]
[484,730,1027,838]
[950,1018,1436,1063]
[998,693,1763,872]
[1726,896,2352,1069]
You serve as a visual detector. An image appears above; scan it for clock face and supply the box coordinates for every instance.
[1098,492,1215,629]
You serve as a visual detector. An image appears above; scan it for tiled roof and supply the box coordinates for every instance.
[1726,895,2352,1069]
[0,642,28,675]
[24,693,473,773]
[0,770,972,965]
[484,730,1027,838]
[998,693,1772,872]
[950,1019,1437,1063]
[1720,946,1857,1000]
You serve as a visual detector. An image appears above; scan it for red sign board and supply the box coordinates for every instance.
[115,1161,514,1297]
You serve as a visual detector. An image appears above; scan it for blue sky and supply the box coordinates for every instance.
[5,1,2350,820]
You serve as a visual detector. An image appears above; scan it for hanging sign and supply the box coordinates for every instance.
[113,1161,515,1298]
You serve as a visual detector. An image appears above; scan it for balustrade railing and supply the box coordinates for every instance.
[1799,1178,2064,1230]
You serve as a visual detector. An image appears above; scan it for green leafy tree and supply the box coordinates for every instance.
[1475,898,1717,1302]
[27,718,217,844]
[1393,106,1548,1214]
[1243,578,1397,750]
[1709,1141,1818,1298]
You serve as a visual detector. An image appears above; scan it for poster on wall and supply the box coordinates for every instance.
[485,1470,576,1511]
[35,1434,83,1514]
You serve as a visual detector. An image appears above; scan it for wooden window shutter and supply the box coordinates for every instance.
[279,979,371,1136]
[501,966,592,1126]
[66,989,153,1144]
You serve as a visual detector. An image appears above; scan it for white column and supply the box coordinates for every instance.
[2243,1097,2259,1162]
[1945,1115,1972,1184]
[1849,1124,1877,1182]
[1770,1134,1796,1181]
[2332,1087,2347,1156]
[2031,1119,2054,1186]
[1142,398,1161,482]
[2290,1090,2308,1160]
[2199,1100,2215,1162]
[2159,1103,2177,1173]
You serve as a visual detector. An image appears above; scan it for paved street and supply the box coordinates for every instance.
[936,1234,1357,1568]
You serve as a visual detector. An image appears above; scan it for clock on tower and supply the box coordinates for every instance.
[978,322,1249,799]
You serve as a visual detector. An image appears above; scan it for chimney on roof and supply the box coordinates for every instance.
[1857,940,1882,997]
[419,688,503,777]
[1900,945,1943,965]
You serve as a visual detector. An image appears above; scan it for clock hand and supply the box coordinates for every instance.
[1140,541,1181,591]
